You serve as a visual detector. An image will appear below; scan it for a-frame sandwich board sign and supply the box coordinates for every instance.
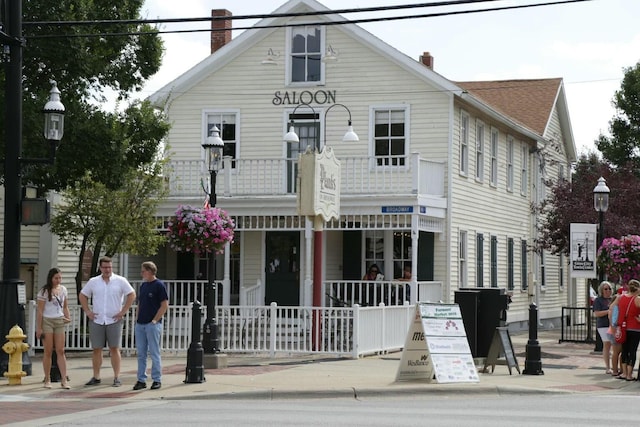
[395,303,479,384]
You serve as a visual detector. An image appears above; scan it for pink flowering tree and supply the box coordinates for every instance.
[167,205,235,254]
[597,235,640,285]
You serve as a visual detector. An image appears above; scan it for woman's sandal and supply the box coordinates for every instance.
[606,369,613,374]
[61,382,71,389]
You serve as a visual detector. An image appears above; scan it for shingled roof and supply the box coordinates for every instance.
[455,78,562,136]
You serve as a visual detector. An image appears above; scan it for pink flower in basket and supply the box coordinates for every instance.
[167,205,235,254]
[597,235,640,285]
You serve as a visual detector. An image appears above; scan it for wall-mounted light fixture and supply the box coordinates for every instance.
[261,48,280,65]
[322,45,338,62]
[284,103,358,148]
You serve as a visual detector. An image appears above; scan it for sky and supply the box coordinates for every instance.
[137,0,640,156]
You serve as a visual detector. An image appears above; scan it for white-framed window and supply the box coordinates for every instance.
[393,231,412,279]
[506,136,514,192]
[285,109,320,193]
[204,110,238,168]
[287,25,324,84]
[520,144,528,196]
[460,111,469,175]
[371,106,408,167]
[459,231,467,288]
[475,120,485,181]
[490,127,499,187]
[364,230,385,275]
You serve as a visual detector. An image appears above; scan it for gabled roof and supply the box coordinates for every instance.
[456,78,576,161]
[148,0,461,106]
[455,78,561,135]
[148,0,576,161]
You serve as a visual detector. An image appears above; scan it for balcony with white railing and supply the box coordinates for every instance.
[165,154,445,199]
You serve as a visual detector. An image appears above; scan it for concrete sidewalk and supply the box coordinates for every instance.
[1,329,638,400]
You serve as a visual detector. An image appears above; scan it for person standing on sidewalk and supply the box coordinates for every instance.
[133,261,169,391]
[79,256,136,387]
[614,279,640,381]
[593,281,614,374]
[36,268,71,389]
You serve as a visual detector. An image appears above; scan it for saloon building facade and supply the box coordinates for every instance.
[123,0,578,329]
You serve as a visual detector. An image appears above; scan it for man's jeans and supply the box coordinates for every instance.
[135,322,163,382]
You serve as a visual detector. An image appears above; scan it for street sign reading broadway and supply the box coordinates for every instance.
[395,303,479,384]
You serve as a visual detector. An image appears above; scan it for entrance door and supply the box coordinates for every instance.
[265,231,300,306]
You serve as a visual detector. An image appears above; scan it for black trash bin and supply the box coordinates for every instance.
[455,288,509,358]
[454,290,480,357]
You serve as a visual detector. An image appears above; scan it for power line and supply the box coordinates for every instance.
[22,1,508,26]
[24,0,593,39]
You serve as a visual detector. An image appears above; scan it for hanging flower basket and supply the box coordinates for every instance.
[597,235,640,285]
[167,205,235,254]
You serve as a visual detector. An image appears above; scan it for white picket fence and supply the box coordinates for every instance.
[26,301,415,358]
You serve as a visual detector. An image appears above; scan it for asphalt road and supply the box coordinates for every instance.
[9,394,640,426]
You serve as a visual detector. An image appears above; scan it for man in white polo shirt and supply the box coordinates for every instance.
[79,256,136,387]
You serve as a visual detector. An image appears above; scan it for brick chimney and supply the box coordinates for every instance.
[419,52,434,70]
[211,9,232,54]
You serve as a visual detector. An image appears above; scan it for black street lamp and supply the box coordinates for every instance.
[592,176,610,352]
[201,126,224,353]
[0,0,66,375]
[593,177,610,274]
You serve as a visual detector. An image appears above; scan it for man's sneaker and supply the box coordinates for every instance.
[112,378,122,387]
[150,381,161,390]
[85,377,101,386]
[133,381,147,391]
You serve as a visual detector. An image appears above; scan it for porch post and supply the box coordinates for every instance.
[304,218,313,306]
[312,215,324,350]
[411,215,419,305]
[222,241,231,306]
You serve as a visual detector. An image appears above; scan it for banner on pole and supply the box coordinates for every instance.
[570,223,597,279]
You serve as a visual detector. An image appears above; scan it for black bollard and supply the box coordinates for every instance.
[184,300,205,383]
[523,303,544,375]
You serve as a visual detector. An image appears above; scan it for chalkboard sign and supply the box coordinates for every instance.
[482,327,520,375]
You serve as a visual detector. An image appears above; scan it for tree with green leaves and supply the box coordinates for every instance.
[1,0,164,192]
[596,61,640,169]
[0,1,171,291]
[51,157,169,299]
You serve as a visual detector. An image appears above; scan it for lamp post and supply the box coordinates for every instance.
[0,0,65,375]
[284,103,357,349]
[201,126,224,353]
[592,177,610,352]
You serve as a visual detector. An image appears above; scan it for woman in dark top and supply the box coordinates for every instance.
[593,281,614,374]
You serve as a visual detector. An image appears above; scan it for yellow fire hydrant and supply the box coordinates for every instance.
[3,324,29,385]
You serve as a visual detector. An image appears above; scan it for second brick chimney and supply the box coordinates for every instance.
[419,52,434,70]
[211,9,232,54]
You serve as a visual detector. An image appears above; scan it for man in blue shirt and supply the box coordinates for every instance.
[133,261,169,391]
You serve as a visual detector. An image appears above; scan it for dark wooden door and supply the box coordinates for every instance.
[265,231,300,306]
